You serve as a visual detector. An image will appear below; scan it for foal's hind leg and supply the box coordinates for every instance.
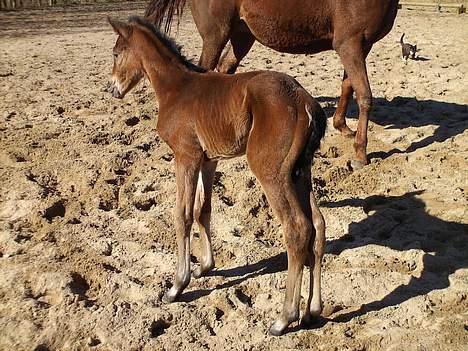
[193,160,217,278]
[248,163,311,335]
[258,178,312,336]
[290,167,326,327]
[302,193,326,327]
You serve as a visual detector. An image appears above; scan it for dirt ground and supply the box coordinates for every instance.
[0,2,467,350]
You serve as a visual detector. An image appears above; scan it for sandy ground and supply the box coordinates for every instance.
[0,2,467,350]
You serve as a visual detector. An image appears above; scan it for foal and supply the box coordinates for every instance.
[108,16,327,336]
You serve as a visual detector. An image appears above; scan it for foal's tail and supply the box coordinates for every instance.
[294,101,327,174]
[145,0,188,33]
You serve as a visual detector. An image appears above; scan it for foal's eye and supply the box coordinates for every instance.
[113,53,118,59]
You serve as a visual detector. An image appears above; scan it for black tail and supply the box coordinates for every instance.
[144,0,187,33]
[400,33,405,44]
[294,102,327,175]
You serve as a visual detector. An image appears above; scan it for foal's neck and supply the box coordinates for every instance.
[138,31,193,103]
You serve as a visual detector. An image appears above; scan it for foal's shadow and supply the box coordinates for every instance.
[323,190,468,322]
[316,95,467,160]
[179,252,287,303]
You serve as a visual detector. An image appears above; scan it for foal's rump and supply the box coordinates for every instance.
[244,72,326,177]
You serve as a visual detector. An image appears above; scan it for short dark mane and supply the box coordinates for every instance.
[128,16,206,73]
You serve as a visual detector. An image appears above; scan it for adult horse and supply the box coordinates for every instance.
[145,0,400,169]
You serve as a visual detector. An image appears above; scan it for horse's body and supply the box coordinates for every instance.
[108,16,327,335]
[145,0,401,169]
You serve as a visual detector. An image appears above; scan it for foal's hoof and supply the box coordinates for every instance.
[192,266,207,279]
[269,320,288,336]
[192,268,202,279]
[161,288,179,304]
[348,159,366,171]
[192,263,214,279]
[300,313,314,328]
[300,310,321,328]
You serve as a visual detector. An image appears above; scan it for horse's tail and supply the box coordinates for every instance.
[400,33,405,44]
[144,0,188,33]
[294,101,327,174]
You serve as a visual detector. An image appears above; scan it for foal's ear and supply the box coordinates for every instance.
[108,17,132,40]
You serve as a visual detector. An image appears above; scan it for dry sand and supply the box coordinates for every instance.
[0,2,467,350]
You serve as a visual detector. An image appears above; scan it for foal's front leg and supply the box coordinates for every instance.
[162,158,201,303]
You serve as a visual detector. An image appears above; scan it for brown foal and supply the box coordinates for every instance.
[108,16,327,336]
[145,0,400,169]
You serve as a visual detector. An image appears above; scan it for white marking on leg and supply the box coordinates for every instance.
[197,170,204,213]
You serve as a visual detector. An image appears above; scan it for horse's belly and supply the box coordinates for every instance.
[240,1,333,54]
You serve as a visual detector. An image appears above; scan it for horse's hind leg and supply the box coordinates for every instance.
[217,24,255,74]
[336,40,373,170]
[193,160,217,278]
[332,71,355,137]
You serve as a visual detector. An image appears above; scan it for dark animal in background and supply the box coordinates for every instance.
[145,0,401,170]
[400,33,417,62]
[107,16,327,336]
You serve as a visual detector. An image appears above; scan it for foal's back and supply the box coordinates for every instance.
[164,70,318,163]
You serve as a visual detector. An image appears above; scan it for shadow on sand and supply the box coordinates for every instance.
[180,191,467,331]
[323,190,467,322]
[316,95,467,160]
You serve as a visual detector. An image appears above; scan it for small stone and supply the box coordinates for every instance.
[87,337,100,347]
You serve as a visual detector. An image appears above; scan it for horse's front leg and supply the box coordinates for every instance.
[162,157,201,303]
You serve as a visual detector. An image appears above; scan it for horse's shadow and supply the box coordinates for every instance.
[181,190,468,327]
[322,190,467,322]
[316,95,467,161]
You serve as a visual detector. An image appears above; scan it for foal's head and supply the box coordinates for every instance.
[108,17,144,99]
[108,17,205,99]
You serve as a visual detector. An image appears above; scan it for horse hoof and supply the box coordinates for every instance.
[333,124,355,138]
[349,159,366,171]
[342,129,356,138]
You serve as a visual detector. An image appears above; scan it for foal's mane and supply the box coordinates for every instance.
[129,16,206,73]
